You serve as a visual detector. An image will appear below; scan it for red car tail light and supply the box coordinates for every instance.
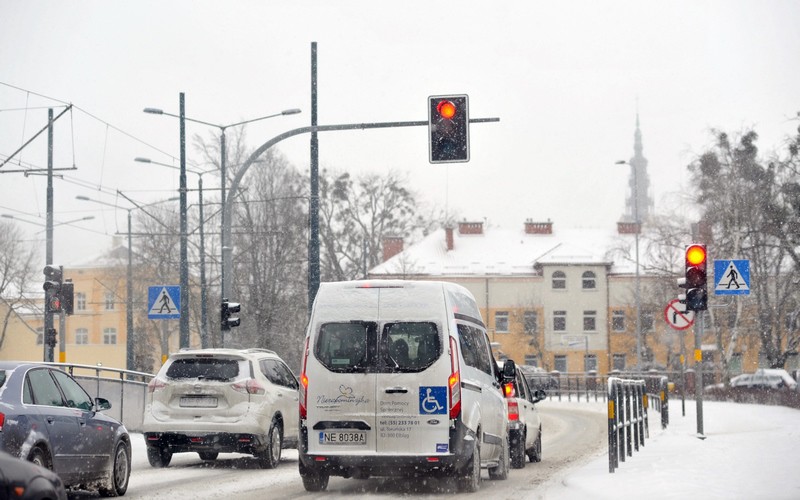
[232,378,265,395]
[448,337,461,419]
[147,378,166,393]
[299,338,310,419]
[507,400,519,421]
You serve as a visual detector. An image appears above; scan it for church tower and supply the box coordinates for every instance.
[621,114,654,223]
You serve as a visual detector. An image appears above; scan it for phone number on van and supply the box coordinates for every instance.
[319,431,367,445]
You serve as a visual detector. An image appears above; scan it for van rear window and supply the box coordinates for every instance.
[314,321,441,373]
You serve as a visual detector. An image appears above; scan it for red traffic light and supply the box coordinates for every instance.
[436,100,457,119]
[686,244,707,266]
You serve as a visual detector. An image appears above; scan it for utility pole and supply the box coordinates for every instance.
[44,108,55,363]
[308,42,320,311]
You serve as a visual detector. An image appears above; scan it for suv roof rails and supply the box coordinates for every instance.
[244,348,278,356]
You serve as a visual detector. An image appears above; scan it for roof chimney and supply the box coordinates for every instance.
[524,220,553,235]
[445,227,454,251]
[458,221,484,235]
[382,236,404,262]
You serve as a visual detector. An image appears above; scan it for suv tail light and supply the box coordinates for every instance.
[448,337,461,420]
[147,377,166,393]
[232,378,265,395]
[299,338,310,419]
[507,400,519,421]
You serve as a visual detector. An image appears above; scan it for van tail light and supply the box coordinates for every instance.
[504,383,515,398]
[507,400,519,421]
[299,337,310,420]
[448,337,461,420]
[147,377,166,393]
[232,378,266,395]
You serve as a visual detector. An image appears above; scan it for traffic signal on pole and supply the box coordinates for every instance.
[43,265,63,314]
[221,298,241,331]
[684,244,708,312]
[428,94,469,163]
[60,281,74,315]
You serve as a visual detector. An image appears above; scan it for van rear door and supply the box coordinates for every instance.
[375,320,451,455]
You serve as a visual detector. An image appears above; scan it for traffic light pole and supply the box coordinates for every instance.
[220,117,500,310]
[694,310,705,438]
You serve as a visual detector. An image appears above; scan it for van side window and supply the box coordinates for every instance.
[382,322,440,372]
[457,324,493,376]
[315,322,376,373]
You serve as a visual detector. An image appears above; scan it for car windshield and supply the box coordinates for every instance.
[166,358,242,381]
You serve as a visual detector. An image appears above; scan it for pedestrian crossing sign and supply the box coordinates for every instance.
[714,260,750,295]
[148,285,181,319]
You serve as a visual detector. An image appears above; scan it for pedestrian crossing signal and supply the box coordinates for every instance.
[684,244,708,311]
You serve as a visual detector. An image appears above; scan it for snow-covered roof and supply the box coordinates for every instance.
[370,222,640,277]
[68,245,128,269]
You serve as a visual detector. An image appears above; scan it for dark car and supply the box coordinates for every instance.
[0,450,67,500]
[0,362,131,496]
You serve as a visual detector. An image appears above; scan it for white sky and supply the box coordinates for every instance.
[2,1,799,266]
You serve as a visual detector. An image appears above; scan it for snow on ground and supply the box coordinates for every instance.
[540,399,800,500]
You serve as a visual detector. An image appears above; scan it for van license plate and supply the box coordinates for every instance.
[319,431,367,445]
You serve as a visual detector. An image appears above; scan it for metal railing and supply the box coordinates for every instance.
[46,362,155,432]
[607,377,648,473]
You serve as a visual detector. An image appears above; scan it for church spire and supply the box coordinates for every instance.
[623,112,653,223]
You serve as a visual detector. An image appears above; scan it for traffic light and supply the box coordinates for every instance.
[221,298,241,331]
[684,244,708,312]
[60,281,74,315]
[428,94,469,163]
[43,265,63,314]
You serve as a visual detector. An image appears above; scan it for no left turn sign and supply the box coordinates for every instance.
[664,299,695,330]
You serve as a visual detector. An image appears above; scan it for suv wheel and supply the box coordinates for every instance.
[527,427,542,463]
[456,441,481,492]
[147,445,172,468]
[510,429,526,469]
[488,436,509,480]
[256,419,282,469]
[299,460,330,492]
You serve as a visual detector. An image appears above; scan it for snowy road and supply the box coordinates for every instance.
[68,401,608,499]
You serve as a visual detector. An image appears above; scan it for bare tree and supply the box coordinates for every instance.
[0,221,39,350]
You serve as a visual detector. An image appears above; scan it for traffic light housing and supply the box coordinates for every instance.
[428,94,469,163]
[60,281,74,315]
[684,244,708,312]
[43,265,63,314]
[221,298,241,331]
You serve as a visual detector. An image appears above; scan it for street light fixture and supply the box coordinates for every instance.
[76,194,178,372]
[616,159,642,371]
[1,214,95,228]
[143,104,302,310]
[135,156,214,348]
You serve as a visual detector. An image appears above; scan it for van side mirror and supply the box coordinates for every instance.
[501,359,516,382]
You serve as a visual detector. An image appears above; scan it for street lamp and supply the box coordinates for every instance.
[1,214,95,228]
[135,156,214,348]
[76,194,178,372]
[616,159,642,370]
[143,104,301,306]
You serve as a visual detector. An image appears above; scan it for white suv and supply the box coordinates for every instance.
[142,348,299,469]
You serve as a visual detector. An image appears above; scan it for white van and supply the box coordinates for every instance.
[298,280,514,492]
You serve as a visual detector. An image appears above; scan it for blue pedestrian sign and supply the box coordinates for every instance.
[148,285,181,319]
[714,260,750,295]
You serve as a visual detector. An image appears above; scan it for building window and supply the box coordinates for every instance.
[524,354,538,367]
[582,271,596,289]
[730,352,743,375]
[612,310,626,332]
[75,328,89,345]
[554,355,567,372]
[495,311,509,333]
[103,328,117,345]
[36,327,44,345]
[583,310,597,332]
[104,293,115,310]
[76,292,86,311]
[612,353,626,371]
[551,270,566,289]
[584,354,598,372]
[553,310,566,332]
[641,311,654,332]
[523,311,538,335]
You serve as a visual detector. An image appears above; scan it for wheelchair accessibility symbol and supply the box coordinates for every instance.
[419,386,447,415]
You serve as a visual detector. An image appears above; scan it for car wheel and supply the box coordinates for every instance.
[510,429,526,469]
[457,440,481,492]
[527,426,542,463]
[299,460,329,492]
[488,435,509,480]
[147,445,172,468]
[99,441,131,497]
[28,446,52,470]
[257,419,283,469]
[199,452,219,461]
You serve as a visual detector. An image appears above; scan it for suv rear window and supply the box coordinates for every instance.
[314,321,441,373]
[166,358,242,380]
